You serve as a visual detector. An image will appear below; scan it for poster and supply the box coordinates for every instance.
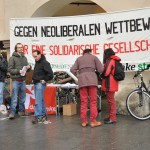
[10,7,150,71]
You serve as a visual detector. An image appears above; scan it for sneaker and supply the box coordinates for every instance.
[9,113,15,119]
[104,120,117,124]
[0,105,7,114]
[41,114,47,120]
[32,117,45,124]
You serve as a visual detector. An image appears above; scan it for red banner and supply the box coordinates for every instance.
[25,85,56,114]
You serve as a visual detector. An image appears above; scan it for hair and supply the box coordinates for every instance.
[0,51,7,59]
[32,50,41,55]
[83,49,92,54]
[103,48,115,63]
[14,43,23,52]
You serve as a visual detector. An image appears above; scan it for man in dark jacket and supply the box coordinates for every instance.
[0,52,8,106]
[32,50,53,124]
[70,49,103,127]
[8,43,31,119]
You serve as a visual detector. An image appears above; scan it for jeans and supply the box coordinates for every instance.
[34,82,46,118]
[10,81,26,114]
[0,82,5,105]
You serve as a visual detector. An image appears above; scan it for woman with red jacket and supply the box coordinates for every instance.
[101,48,121,124]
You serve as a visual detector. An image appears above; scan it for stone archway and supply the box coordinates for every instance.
[31,0,106,17]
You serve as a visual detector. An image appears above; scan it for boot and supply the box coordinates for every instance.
[81,122,88,127]
[90,120,102,127]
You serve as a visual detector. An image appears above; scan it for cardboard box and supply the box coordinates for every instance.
[63,103,77,116]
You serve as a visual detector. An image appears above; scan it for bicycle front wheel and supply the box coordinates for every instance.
[126,89,150,120]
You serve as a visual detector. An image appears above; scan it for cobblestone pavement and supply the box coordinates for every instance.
[0,103,149,150]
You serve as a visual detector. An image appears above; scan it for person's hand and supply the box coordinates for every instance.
[26,65,31,69]
[0,54,3,58]
[20,70,24,75]
[41,80,46,84]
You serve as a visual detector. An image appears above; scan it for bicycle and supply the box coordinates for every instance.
[126,69,150,120]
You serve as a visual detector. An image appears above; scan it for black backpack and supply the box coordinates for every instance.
[113,60,125,81]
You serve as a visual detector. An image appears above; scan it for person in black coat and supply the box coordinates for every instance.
[0,52,8,106]
[32,50,53,124]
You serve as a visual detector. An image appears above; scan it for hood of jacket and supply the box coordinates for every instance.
[110,55,121,61]
[12,51,25,57]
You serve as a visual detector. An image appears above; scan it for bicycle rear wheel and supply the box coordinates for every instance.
[126,89,150,120]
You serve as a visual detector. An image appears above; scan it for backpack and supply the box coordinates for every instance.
[113,60,125,81]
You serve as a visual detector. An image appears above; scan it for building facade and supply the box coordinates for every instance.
[0,0,150,114]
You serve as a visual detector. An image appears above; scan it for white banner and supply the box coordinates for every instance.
[10,7,150,71]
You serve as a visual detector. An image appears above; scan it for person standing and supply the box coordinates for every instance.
[8,43,31,119]
[32,50,53,124]
[101,48,120,124]
[0,52,8,107]
[70,49,104,127]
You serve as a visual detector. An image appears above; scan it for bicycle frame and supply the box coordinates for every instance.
[135,71,150,107]
[134,71,149,93]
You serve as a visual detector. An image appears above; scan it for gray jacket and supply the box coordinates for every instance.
[70,53,104,88]
[8,52,30,80]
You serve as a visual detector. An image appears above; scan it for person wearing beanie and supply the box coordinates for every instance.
[70,48,104,127]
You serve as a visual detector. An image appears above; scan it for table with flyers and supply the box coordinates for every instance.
[25,83,101,115]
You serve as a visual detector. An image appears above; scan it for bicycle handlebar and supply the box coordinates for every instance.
[133,71,141,78]
[133,68,148,78]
